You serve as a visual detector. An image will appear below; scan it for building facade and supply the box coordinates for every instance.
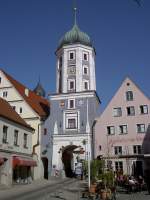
[0,69,50,180]
[44,14,100,177]
[94,77,150,176]
[0,98,36,185]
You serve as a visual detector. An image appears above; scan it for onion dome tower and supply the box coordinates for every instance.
[33,79,46,97]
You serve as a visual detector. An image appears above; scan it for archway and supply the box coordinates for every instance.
[61,145,82,178]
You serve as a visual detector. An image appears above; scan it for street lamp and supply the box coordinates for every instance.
[86,99,91,190]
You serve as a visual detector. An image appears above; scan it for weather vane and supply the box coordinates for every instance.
[73,0,77,25]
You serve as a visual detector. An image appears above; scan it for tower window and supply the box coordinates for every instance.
[68,79,75,91]
[68,99,75,109]
[83,65,88,75]
[69,51,75,60]
[126,91,133,101]
[83,80,89,90]
[83,52,88,61]
[65,112,78,130]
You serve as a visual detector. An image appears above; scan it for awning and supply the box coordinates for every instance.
[0,157,4,165]
[13,156,37,168]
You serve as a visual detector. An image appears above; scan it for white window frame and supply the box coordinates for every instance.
[83,65,88,75]
[140,105,148,114]
[83,80,89,90]
[107,126,115,135]
[133,145,142,154]
[65,112,78,130]
[137,124,145,133]
[3,91,8,98]
[113,107,122,117]
[68,79,75,91]
[114,146,122,155]
[126,91,133,101]
[83,51,89,61]
[119,125,128,134]
[127,106,135,116]
[68,99,75,109]
[68,51,75,60]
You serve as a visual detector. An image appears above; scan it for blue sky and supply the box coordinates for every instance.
[0,0,149,110]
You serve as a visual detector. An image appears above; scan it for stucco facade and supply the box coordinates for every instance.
[0,69,49,180]
[94,77,150,176]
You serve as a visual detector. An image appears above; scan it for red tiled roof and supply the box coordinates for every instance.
[1,70,50,118]
[0,97,33,130]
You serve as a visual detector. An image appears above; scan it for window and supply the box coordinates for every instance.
[83,65,88,75]
[114,146,122,155]
[68,119,76,129]
[2,126,8,143]
[84,81,89,90]
[107,126,115,135]
[140,105,148,114]
[119,125,128,134]
[137,124,145,133]
[19,107,22,113]
[3,91,8,98]
[23,133,28,148]
[44,128,47,135]
[68,79,75,91]
[113,107,122,117]
[127,106,135,116]
[133,145,142,154]
[65,112,78,130]
[0,77,1,83]
[83,52,88,61]
[126,91,133,101]
[69,51,75,60]
[68,99,75,109]
[14,130,18,146]
[115,161,123,172]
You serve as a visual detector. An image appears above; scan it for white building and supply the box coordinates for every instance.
[0,69,50,180]
[0,97,35,185]
[94,77,150,177]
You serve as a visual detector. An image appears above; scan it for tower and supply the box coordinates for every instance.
[45,7,100,177]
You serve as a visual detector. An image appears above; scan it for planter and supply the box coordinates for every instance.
[100,189,107,200]
[89,183,97,193]
[106,188,112,200]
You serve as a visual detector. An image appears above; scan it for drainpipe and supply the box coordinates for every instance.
[32,120,44,155]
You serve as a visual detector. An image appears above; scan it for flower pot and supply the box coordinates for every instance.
[106,189,112,200]
[100,189,107,200]
[89,183,97,193]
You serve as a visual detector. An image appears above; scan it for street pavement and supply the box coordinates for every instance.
[0,178,150,200]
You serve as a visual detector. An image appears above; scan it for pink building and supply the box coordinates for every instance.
[94,77,150,176]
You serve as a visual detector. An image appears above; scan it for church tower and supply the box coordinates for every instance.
[45,7,100,177]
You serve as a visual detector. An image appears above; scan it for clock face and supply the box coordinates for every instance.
[67,66,76,75]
